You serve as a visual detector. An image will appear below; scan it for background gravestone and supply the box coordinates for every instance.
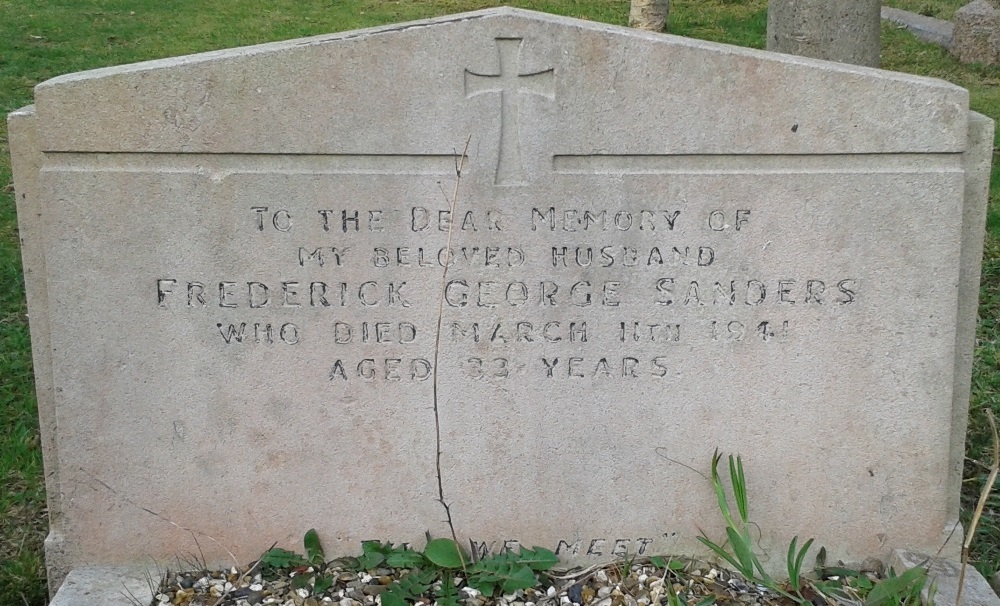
[6,7,993,600]
[767,0,881,67]
[952,0,1000,65]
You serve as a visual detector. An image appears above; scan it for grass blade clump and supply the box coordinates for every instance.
[786,536,814,594]
[697,449,775,586]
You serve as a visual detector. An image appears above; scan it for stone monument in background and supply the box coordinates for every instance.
[952,0,1000,66]
[768,0,881,67]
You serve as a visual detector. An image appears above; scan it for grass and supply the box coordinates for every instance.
[1,0,999,603]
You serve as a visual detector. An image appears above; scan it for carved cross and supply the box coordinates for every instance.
[465,38,555,185]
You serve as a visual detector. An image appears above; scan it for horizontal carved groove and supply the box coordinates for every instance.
[42,152,465,175]
[553,153,963,174]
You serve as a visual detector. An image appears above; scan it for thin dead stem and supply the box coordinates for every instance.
[935,519,962,558]
[237,543,275,585]
[654,448,709,481]
[119,589,142,606]
[79,467,240,569]
[432,135,472,564]
[958,409,1000,605]
[119,564,162,606]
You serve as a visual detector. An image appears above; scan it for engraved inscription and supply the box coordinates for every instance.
[155,199,861,382]
[465,38,555,185]
[466,537,663,560]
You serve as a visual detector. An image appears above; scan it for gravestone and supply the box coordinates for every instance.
[951,0,1000,66]
[767,0,881,67]
[7,7,993,602]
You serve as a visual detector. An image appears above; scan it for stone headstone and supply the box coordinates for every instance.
[951,0,1000,66]
[768,0,881,67]
[7,8,993,601]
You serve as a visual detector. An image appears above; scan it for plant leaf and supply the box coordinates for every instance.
[785,536,813,595]
[386,548,427,569]
[470,580,496,596]
[260,547,308,569]
[865,567,927,606]
[380,588,407,606]
[437,573,461,606]
[725,526,755,575]
[360,540,383,556]
[518,547,559,571]
[709,450,736,530]
[333,556,361,570]
[500,565,537,593]
[665,579,684,606]
[730,454,749,524]
[467,549,555,596]
[355,541,387,570]
[696,536,749,577]
[381,569,436,606]
[304,529,325,566]
[786,536,798,585]
[794,539,814,584]
[314,575,334,594]
[358,552,385,570]
[425,538,467,569]
[854,576,875,591]
[816,546,827,568]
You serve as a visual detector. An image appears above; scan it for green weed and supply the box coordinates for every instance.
[786,536,814,595]
[702,450,937,606]
[696,450,801,601]
[260,533,558,603]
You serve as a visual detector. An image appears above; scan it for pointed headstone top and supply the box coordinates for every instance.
[36,7,967,172]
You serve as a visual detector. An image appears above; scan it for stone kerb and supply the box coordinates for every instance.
[881,7,955,48]
[5,8,992,601]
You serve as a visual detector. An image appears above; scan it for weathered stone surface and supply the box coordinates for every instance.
[48,567,154,606]
[949,112,995,554]
[890,550,1000,606]
[989,569,1000,595]
[6,106,68,597]
[6,7,991,599]
[881,6,955,48]
[952,0,1000,65]
[767,0,881,67]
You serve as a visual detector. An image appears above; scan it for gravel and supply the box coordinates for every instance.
[151,556,874,606]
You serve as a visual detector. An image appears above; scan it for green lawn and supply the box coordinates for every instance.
[2,1,999,604]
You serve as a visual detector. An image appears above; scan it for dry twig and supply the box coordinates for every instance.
[432,135,472,563]
[957,409,1000,605]
[80,467,240,569]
